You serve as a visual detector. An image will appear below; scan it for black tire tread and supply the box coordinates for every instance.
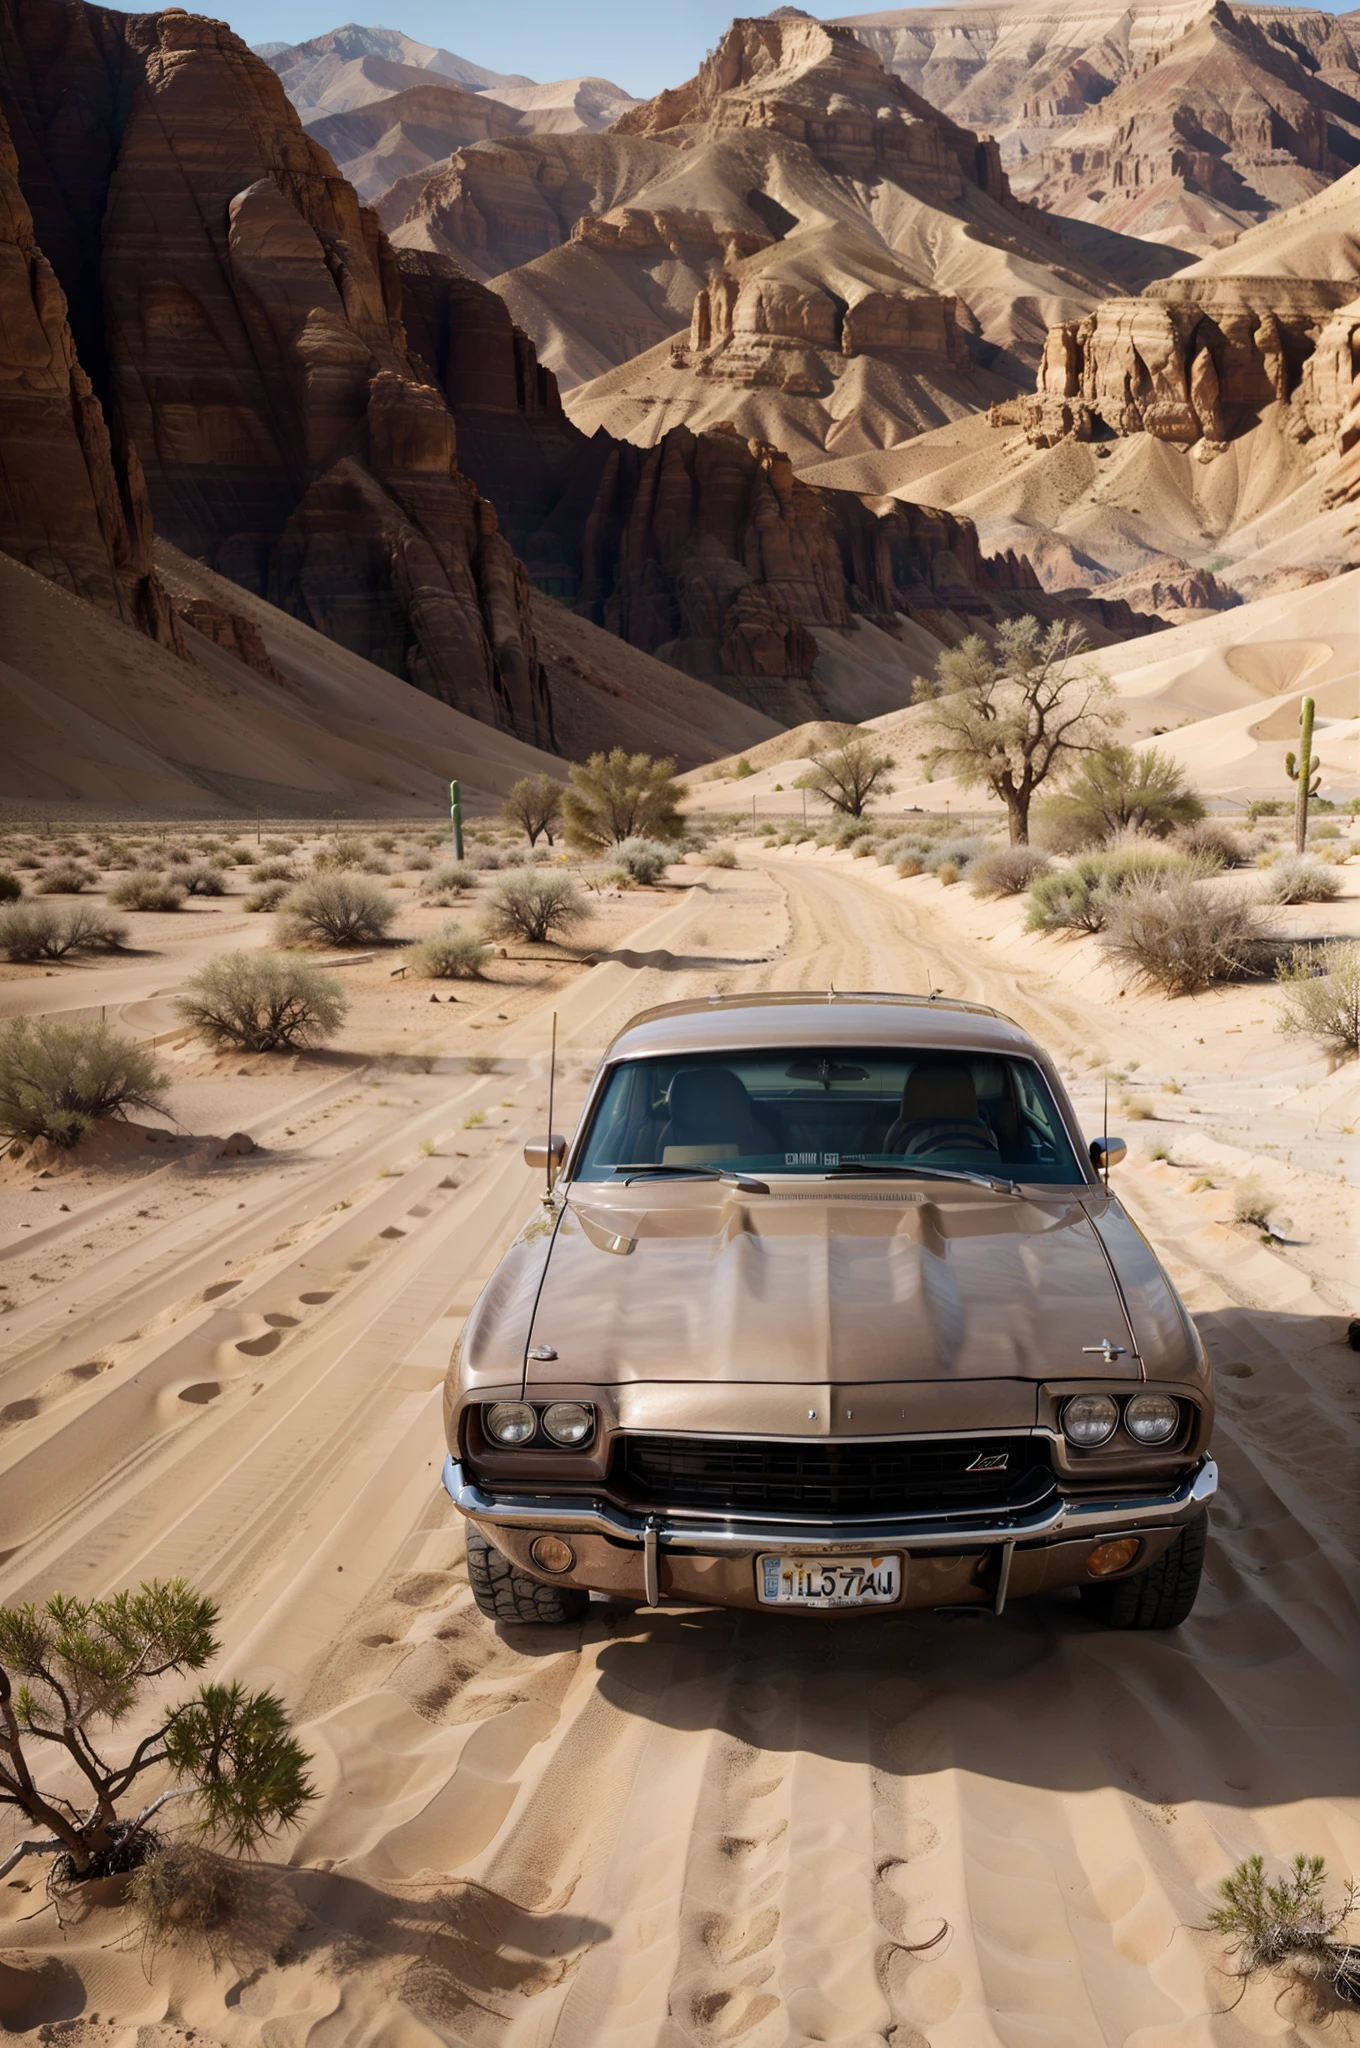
[465,1525,589,1626]
[1079,1515,1207,1629]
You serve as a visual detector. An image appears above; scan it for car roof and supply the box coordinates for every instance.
[601,992,1045,1064]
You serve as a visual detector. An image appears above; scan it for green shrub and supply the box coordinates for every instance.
[615,838,671,885]
[407,920,489,979]
[926,836,986,875]
[1173,819,1248,868]
[261,837,296,857]
[310,834,369,872]
[1262,859,1342,906]
[1036,743,1203,850]
[1026,847,1186,936]
[480,869,588,944]
[1275,940,1360,1055]
[896,852,925,878]
[971,846,1052,897]
[563,749,683,851]
[109,872,186,912]
[35,859,95,894]
[176,952,348,1052]
[0,903,127,961]
[0,1017,167,1147]
[1101,875,1270,996]
[733,757,755,779]
[276,875,396,947]
[1209,1852,1360,2004]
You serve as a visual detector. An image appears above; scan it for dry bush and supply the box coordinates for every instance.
[615,838,671,885]
[244,880,290,913]
[1231,1176,1274,1227]
[427,862,478,896]
[1262,859,1343,905]
[971,846,1052,897]
[261,837,296,857]
[372,833,397,852]
[176,952,348,1051]
[0,870,22,902]
[701,844,738,868]
[407,921,489,980]
[249,859,294,883]
[935,860,961,886]
[310,834,369,872]
[35,860,96,894]
[895,852,925,878]
[276,875,396,948]
[1174,819,1249,869]
[109,872,186,912]
[466,1052,498,1074]
[404,848,434,871]
[0,1017,167,1146]
[1101,875,1271,996]
[1026,847,1188,936]
[178,860,227,897]
[1275,940,1360,1056]
[480,870,588,945]
[0,904,127,961]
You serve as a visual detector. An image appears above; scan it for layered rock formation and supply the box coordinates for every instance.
[384,11,1122,402]
[0,106,181,649]
[303,82,523,203]
[0,0,553,746]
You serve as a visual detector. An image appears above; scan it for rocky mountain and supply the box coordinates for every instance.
[383,11,1124,411]
[302,83,525,203]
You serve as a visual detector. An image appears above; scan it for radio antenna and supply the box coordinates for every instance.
[545,1011,558,1198]
[1102,1068,1109,1189]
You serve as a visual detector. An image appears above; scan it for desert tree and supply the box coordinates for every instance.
[1037,743,1203,849]
[0,1579,314,1886]
[915,618,1121,845]
[795,733,895,819]
[501,774,565,848]
[0,1018,166,1148]
[563,750,683,851]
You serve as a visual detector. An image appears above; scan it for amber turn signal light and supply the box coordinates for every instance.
[530,1535,575,1574]
[1087,1538,1140,1578]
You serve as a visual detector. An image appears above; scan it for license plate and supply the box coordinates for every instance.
[757,1553,901,1608]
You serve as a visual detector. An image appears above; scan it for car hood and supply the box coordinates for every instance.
[524,1182,1142,1387]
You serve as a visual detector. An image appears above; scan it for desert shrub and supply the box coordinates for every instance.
[1174,819,1248,868]
[0,1017,167,1146]
[128,1841,309,1974]
[404,848,434,871]
[468,845,504,871]
[176,952,348,1052]
[372,833,397,852]
[244,881,291,913]
[1101,875,1270,996]
[701,844,738,868]
[109,871,186,912]
[261,837,296,857]
[359,854,391,874]
[178,860,227,896]
[1209,1852,1360,2007]
[1275,940,1360,1055]
[0,870,21,902]
[971,846,1052,897]
[481,869,588,944]
[615,838,672,885]
[227,847,253,866]
[310,834,368,872]
[35,859,95,894]
[13,850,42,868]
[1026,847,1186,936]
[407,920,489,980]
[276,875,396,947]
[1262,858,1342,905]
[563,748,683,850]
[250,859,294,883]
[1035,743,1203,850]
[935,861,961,886]
[428,862,478,896]
[896,852,925,878]
[1310,820,1342,840]
[0,903,127,961]
[925,836,986,875]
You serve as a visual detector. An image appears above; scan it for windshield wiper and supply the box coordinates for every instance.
[613,1164,770,1192]
[825,1161,1020,1195]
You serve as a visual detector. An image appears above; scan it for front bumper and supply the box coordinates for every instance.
[441,1453,1218,1612]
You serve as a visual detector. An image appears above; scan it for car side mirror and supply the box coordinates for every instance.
[1089,1137,1127,1171]
[524,1135,567,1182]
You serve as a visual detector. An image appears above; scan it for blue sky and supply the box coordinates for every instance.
[227,1,844,95]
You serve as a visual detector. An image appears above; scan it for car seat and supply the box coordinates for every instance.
[883,1060,1000,1160]
[660,1067,771,1164]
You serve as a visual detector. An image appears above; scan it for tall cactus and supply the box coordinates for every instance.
[1285,695,1320,855]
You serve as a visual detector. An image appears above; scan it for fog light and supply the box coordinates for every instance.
[1088,1538,1140,1578]
[530,1535,575,1574]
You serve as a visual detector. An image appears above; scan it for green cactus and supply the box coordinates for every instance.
[1285,695,1320,855]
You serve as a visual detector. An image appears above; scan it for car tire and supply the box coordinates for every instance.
[465,1525,589,1626]
[1078,1515,1207,1629]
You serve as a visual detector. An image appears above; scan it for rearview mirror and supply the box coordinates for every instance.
[525,1135,567,1182]
[1089,1137,1127,1171]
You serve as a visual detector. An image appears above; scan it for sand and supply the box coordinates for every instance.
[0,818,1357,2043]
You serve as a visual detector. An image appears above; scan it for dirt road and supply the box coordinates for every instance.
[0,851,1355,2046]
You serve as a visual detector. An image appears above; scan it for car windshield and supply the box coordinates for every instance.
[573,1047,1084,1185]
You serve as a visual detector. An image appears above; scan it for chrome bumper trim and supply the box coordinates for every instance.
[441,1454,1217,1555]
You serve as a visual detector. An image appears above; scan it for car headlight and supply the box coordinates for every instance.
[485,1401,536,1446]
[1123,1392,1180,1444]
[1062,1392,1119,1447]
[541,1401,594,1447]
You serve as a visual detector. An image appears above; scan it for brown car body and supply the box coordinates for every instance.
[443,994,1216,1617]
